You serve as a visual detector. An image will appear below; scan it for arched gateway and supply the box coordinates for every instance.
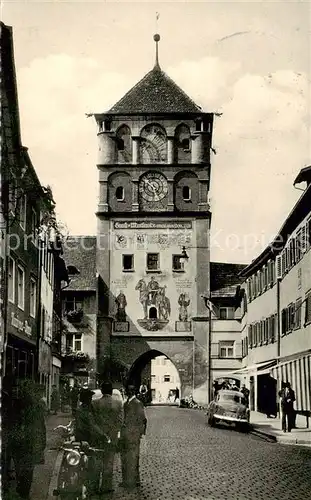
[94,35,215,406]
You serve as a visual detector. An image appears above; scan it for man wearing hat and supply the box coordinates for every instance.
[92,381,123,494]
[120,385,147,490]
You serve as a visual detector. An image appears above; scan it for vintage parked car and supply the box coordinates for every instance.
[207,389,250,431]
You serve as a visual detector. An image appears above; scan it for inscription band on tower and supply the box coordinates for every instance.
[114,221,192,230]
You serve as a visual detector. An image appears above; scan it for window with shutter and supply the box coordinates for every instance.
[296,229,302,261]
[290,303,295,331]
[305,292,311,324]
[274,314,277,340]
[281,252,286,277]
[264,265,268,290]
[247,279,251,301]
[265,318,269,343]
[295,298,302,329]
[307,218,311,249]
[267,260,271,285]
[292,238,296,265]
[269,316,273,343]
[276,255,282,280]
[285,247,289,271]
[281,309,286,336]
[271,260,275,283]
[301,225,307,253]
[249,325,253,348]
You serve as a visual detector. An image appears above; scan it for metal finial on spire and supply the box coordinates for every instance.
[153,33,161,68]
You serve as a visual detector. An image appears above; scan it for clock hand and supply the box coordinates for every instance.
[144,179,156,193]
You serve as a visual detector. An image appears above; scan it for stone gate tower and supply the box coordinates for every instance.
[94,35,214,404]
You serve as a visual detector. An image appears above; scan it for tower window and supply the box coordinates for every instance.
[195,120,202,132]
[123,254,134,271]
[117,138,124,151]
[149,307,158,319]
[172,255,184,272]
[116,186,124,201]
[104,119,111,131]
[147,253,159,271]
[182,186,191,201]
[181,138,190,151]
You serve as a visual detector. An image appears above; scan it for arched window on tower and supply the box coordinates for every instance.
[174,124,191,164]
[182,186,191,201]
[116,186,124,201]
[116,125,132,163]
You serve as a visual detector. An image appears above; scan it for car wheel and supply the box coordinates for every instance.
[236,422,248,433]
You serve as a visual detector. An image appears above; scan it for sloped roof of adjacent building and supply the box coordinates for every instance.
[210,262,247,292]
[107,65,202,114]
[62,236,97,291]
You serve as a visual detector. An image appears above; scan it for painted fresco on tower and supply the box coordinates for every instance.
[176,293,192,332]
[135,277,171,331]
[108,220,199,334]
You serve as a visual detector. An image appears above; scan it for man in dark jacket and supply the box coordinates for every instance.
[92,381,123,494]
[120,384,147,490]
[279,382,296,432]
[11,379,46,499]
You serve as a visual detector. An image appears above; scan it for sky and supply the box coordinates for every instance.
[1,0,310,264]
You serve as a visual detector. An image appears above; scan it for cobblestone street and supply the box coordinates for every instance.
[107,406,311,500]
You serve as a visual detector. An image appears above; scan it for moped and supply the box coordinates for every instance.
[52,421,111,499]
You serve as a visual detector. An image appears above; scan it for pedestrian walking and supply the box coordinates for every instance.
[174,386,180,402]
[92,381,123,494]
[279,382,296,432]
[120,384,147,490]
[51,384,60,414]
[70,380,80,416]
[10,379,46,499]
[241,384,250,407]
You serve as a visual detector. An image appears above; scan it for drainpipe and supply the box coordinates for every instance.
[276,276,281,417]
[208,296,212,404]
[36,237,43,383]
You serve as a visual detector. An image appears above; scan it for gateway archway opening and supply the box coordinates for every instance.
[127,350,181,404]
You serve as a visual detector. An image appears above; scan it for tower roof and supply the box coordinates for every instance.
[107,65,202,115]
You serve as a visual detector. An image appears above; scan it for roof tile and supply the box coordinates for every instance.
[108,65,201,114]
[62,236,97,291]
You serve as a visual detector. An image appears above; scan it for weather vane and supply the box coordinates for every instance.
[154,12,161,68]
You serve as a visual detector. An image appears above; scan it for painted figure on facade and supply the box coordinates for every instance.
[135,279,149,319]
[136,278,171,330]
[156,286,171,320]
[147,276,160,304]
[178,293,190,321]
[115,290,127,321]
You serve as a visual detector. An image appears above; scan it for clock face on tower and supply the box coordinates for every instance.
[139,172,168,202]
[140,124,167,164]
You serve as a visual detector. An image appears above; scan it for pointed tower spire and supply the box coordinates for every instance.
[154,33,161,69]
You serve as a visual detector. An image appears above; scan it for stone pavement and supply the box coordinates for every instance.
[45,406,311,500]
[250,411,311,446]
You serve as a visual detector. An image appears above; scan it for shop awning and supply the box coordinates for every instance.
[270,353,311,411]
[222,359,277,377]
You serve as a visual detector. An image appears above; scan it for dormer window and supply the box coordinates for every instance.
[116,186,124,201]
[182,186,191,201]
